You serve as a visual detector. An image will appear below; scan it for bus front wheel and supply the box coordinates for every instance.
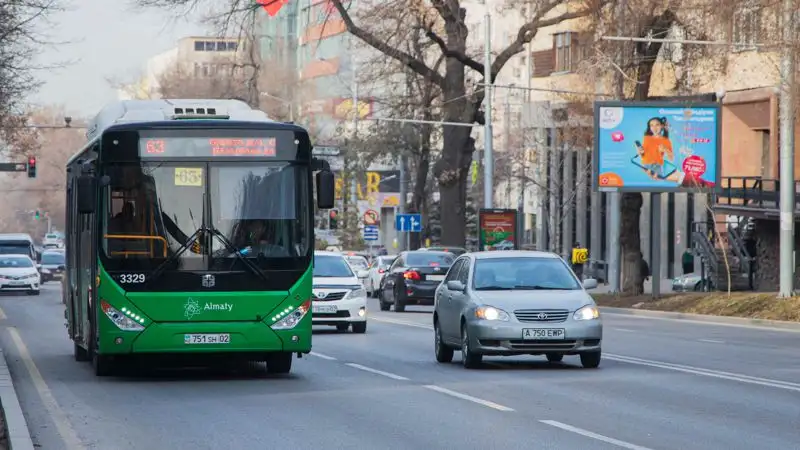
[266,352,292,374]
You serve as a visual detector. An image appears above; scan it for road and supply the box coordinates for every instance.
[0,285,798,449]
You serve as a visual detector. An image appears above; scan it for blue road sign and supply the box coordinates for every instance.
[363,225,380,241]
[395,214,422,232]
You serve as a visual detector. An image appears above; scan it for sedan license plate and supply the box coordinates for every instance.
[427,275,445,281]
[184,334,230,344]
[9,280,24,285]
[313,305,338,314]
[522,328,565,340]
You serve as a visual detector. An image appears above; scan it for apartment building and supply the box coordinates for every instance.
[522,2,800,287]
[119,36,249,100]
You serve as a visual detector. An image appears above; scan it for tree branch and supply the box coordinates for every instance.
[330,0,445,86]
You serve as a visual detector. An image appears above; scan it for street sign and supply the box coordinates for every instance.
[363,209,379,226]
[363,225,379,241]
[395,214,422,232]
[312,145,341,156]
[0,162,26,172]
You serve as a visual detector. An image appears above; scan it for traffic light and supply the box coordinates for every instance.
[34,210,40,220]
[27,156,36,178]
[329,209,338,230]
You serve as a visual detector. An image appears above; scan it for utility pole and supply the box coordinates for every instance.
[778,0,796,297]
[349,54,359,236]
[483,11,494,209]
[522,0,532,247]
[606,0,625,293]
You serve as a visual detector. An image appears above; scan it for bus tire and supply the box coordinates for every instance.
[74,342,90,362]
[266,352,292,374]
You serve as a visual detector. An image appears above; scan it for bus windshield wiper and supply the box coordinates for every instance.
[145,225,204,288]
[206,226,270,286]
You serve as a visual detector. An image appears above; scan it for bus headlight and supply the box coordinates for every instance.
[100,300,145,331]
[271,300,311,330]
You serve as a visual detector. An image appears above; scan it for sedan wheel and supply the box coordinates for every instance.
[460,324,482,369]
[580,351,601,369]
[434,320,453,363]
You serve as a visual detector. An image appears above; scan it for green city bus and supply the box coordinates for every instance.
[63,99,334,376]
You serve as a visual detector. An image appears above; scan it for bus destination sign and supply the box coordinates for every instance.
[139,137,277,158]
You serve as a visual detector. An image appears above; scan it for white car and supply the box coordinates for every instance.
[312,251,367,333]
[42,233,63,248]
[363,255,397,297]
[0,254,40,295]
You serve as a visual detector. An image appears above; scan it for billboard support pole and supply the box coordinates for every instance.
[778,0,796,298]
[651,193,662,298]
[608,193,621,293]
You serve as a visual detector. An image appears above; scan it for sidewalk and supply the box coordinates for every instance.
[588,277,673,294]
[0,346,34,450]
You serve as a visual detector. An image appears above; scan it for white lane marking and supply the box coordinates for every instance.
[370,316,432,329]
[309,351,337,361]
[7,327,85,450]
[603,311,800,333]
[424,385,515,412]
[345,363,410,380]
[613,328,635,332]
[540,420,654,450]
[698,339,725,344]
[606,353,800,392]
[0,307,6,320]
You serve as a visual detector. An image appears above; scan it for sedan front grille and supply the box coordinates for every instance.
[514,309,569,323]
[312,291,346,301]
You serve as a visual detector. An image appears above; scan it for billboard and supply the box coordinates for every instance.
[478,209,518,251]
[593,101,721,193]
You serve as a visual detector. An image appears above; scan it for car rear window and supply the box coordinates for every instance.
[406,252,454,267]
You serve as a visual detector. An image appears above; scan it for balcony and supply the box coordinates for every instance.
[715,177,800,219]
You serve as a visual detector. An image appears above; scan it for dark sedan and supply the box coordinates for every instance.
[379,250,455,312]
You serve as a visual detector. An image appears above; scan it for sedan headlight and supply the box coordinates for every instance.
[23,273,39,280]
[345,288,366,300]
[573,305,600,321]
[475,305,510,321]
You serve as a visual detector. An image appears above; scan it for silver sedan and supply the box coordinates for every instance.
[432,250,602,369]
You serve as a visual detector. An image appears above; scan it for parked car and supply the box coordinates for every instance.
[311,251,368,333]
[364,255,397,297]
[379,250,455,312]
[432,250,601,369]
[0,254,41,295]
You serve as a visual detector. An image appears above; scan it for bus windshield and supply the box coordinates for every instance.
[101,161,310,271]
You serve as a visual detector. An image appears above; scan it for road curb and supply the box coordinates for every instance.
[600,307,800,331]
[0,348,34,450]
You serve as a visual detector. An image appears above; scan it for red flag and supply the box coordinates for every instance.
[257,0,290,17]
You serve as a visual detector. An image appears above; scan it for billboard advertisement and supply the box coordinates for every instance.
[593,101,721,192]
[478,209,517,251]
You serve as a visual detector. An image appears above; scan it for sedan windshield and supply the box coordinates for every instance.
[0,257,33,268]
[313,255,354,278]
[346,257,368,270]
[41,253,64,265]
[473,257,580,290]
[406,252,454,267]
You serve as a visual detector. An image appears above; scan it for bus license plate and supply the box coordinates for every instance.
[184,334,230,344]
[522,329,565,340]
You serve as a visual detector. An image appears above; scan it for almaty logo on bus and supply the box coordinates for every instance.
[183,298,234,320]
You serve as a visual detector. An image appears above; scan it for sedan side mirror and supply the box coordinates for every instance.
[446,280,465,292]
[582,278,599,290]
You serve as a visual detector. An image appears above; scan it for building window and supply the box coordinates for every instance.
[216,41,227,51]
[204,41,216,51]
[227,41,238,51]
[554,32,575,72]
[732,4,760,51]
[194,41,204,51]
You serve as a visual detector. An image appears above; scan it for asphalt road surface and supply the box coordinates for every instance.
[0,285,798,449]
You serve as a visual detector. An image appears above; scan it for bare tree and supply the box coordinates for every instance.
[0,106,86,234]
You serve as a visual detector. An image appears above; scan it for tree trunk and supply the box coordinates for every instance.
[410,124,432,250]
[620,192,644,294]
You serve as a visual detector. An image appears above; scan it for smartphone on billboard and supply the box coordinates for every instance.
[630,140,677,180]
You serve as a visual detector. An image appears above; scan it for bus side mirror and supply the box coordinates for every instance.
[316,170,335,209]
[77,175,97,214]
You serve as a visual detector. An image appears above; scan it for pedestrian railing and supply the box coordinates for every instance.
[716,176,800,209]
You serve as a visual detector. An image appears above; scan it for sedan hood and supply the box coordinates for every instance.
[312,276,361,288]
[473,289,595,312]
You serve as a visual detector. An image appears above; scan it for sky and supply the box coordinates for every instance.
[30,0,209,118]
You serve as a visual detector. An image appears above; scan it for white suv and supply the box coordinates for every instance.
[312,251,368,333]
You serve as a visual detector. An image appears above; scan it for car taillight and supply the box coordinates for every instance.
[378,268,385,274]
[404,270,421,281]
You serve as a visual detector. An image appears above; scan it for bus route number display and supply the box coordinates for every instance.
[174,167,203,187]
[140,137,277,158]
